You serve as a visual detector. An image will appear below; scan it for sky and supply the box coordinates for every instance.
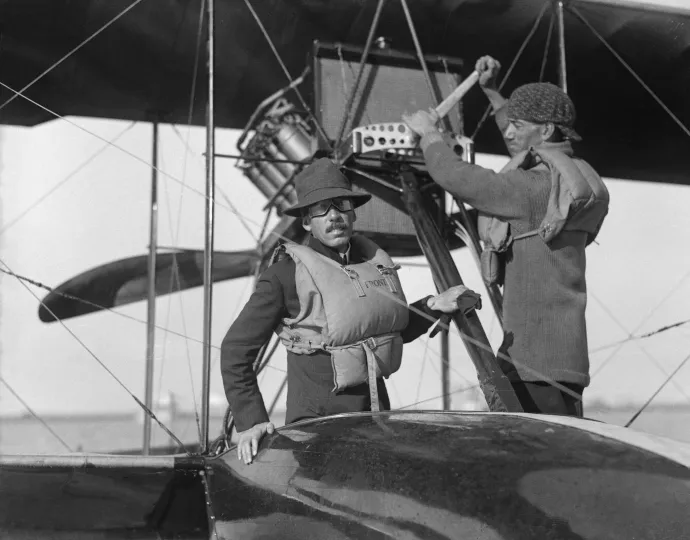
[0,0,688,437]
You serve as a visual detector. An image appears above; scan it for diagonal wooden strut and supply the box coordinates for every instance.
[399,170,522,413]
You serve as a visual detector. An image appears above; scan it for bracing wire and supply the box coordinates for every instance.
[588,293,690,404]
[0,0,147,114]
[398,383,481,410]
[415,339,433,404]
[0,376,73,453]
[0,79,242,223]
[470,0,550,141]
[157,135,202,442]
[592,271,690,379]
[570,5,690,140]
[242,0,332,148]
[539,9,555,82]
[0,121,137,237]
[4,147,689,413]
[0,258,191,454]
[9,175,687,411]
[0,265,288,374]
[625,352,690,428]
[155,141,203,445]
[0,2,684,416]
[155,0,209,447]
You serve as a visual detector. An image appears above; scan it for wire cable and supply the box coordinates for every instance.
[0,0,147,114]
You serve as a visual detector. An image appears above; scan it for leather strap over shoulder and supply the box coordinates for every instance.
[512,229,539,242]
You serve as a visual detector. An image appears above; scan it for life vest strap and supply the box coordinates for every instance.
[364,339,380,412]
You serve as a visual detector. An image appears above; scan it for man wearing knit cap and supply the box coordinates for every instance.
[403,55,609,418]
[221,157,482,464]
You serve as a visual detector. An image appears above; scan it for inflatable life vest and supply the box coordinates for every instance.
[478,142,610,287]
[275,235,409,398]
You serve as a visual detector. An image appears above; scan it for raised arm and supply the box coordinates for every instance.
[476,55,507,114]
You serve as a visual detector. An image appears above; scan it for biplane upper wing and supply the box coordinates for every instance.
[0,0,688,184]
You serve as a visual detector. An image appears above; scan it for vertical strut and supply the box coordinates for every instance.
[399,170,522,413]
[143,119,159,455]
[556,0,568,93]
[452,141,504,325]
[333,0,388,152]
[200,0,216,454]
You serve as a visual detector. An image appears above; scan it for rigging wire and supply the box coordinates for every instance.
[625,352,690,428]
[589,293,690,404]
[0,121,137,237]
[0,265,289,376]
[470,0,550,141]
[0,0,147,115]
[0,179,659,409]
[399,0,440,108]
[242,0,332,148]
[0,375,73,453]
[592,270,690,379]
[156,144,203,445]
[0,79,243,225]
[0,258,191,454]
[539,9,555,82]
[2,54,684,414]
[398,383,481,410]
[217,186,260,242]
[4,1,687,428]
[4,143,688,412]
[569,5,690,140]
[155,0,208,447]
[415,338,433,405]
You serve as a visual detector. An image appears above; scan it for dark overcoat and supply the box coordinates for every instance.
[220,235,441,432]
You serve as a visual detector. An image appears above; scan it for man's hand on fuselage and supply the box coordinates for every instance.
[237,421,275,465]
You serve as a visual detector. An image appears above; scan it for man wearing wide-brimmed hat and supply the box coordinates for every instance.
[403,56,609,418]
[221,157,481,464]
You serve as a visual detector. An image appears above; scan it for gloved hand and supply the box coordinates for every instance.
[427,286,482,338]
[426,285,482,314]
[402,108,441,138]
[475,55,502,90]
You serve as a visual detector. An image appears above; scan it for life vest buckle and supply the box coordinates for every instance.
[365,337,378,351]
[376,264,399,293]
[341,266,366,297]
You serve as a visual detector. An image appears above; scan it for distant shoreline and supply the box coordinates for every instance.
[2,403,689,421]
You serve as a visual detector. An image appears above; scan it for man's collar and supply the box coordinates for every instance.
[533,140,574,156]
[307,235,353,264]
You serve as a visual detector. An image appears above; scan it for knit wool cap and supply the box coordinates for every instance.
[284,157,371,217]
[506,82,582,141]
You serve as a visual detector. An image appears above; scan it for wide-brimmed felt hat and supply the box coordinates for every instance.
[284,158,371,217]
[506,82,582,142]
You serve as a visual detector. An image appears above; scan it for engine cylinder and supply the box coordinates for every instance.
[274,124,312,162]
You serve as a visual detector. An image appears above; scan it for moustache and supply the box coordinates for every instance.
[326,222,347,233]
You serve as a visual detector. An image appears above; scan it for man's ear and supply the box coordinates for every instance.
[302,215,312,231]
[542,122,557,141]
[351,210,357,223]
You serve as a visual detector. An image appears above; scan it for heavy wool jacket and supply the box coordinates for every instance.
[421,133,594,388]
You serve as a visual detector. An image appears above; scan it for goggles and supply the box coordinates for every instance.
[306,197,354,218]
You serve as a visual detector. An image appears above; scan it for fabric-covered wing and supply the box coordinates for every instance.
[0,0,688,184]
[38,250,261,323]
